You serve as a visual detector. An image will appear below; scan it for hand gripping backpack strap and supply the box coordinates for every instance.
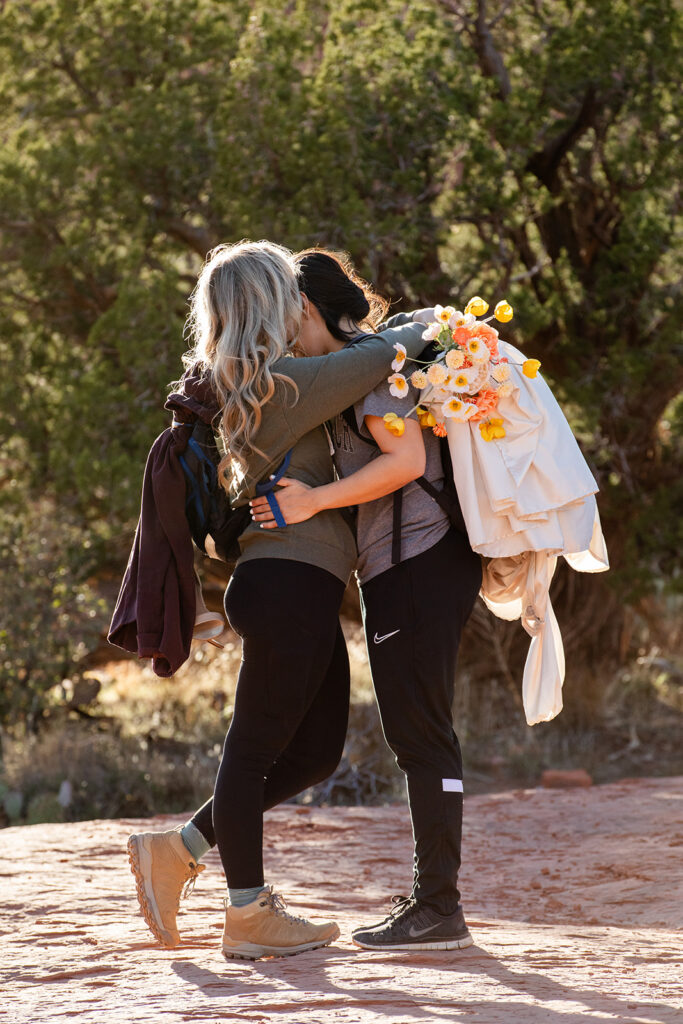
[254,449,293,527]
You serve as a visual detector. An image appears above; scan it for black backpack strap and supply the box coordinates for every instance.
[341,405,375,446]
[415,475,451,515]
[391,488,403,564]
[341,405,407,564]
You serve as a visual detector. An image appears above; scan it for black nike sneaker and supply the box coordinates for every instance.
[352,896,473,951]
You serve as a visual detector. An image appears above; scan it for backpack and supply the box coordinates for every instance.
[339,407,467,565]
[178,418,291,564]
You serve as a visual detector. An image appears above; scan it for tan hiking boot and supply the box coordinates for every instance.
[127,829,205,947]
[221,886,339,960]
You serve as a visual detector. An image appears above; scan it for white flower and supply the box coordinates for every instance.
[410,370,429,389]
[427,363,448,386]
[442,396,478,421]
[391,343,407,372]
[434,304,456,324]
[421,322,442,342]
[497,381,514,398]
[448,363,489,396]
[448,366,478,392]
[388,373,409,398]
[448,310,476,330]
[466,336,491,363]
[445,348,465,370]
[491,362,511,383]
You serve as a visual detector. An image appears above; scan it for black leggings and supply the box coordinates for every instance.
[191,558,349,888]
[361,528,482,914]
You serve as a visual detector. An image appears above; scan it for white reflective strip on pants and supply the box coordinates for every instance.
[442,778,463,793]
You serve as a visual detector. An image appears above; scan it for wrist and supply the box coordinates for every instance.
[311,484,332,513]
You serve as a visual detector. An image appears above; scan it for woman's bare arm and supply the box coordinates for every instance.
[249,415,426,528]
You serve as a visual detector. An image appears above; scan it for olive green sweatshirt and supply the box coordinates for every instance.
[235,313,425,583]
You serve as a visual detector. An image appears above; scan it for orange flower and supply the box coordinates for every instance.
[433,422,448,437]
[474,322,500,358]
[451,327,470,347]
[469,388,499,422]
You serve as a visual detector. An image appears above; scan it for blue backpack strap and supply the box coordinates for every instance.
[178,453,205,527]
[254,449,293,528]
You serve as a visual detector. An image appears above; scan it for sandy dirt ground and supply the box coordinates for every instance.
[2,776,682,1024]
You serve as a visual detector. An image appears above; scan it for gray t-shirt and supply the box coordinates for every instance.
[330,376,450,584]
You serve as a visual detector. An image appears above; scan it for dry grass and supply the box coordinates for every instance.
[2,614,682,827]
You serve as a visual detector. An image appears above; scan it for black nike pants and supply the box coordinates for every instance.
[191,558,349,888]
[360,528,482,915]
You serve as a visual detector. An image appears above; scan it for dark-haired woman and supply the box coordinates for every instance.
[126,241,433,960]
[250,248,482,952]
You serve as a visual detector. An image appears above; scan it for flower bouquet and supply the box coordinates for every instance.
[383,297,541,442]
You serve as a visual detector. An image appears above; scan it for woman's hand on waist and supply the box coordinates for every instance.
[249,478,324,528]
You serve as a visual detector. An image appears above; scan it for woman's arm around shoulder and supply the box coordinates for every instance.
[274,313,432,441]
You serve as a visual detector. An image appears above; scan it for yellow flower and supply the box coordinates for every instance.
[418,408,437,428]
[491,362,511,383]
[445,348,465,370]
[465,296,489,317]
[427,363,448,386]
[493,300,513,323]
[388,372,409,397]
[480,418,506,441]
[383,412,406,437]
[522,358,541,378]
[411,370,429,389]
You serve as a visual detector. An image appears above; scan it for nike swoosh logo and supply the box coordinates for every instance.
[373,629,400,644]
[408,924,438,938]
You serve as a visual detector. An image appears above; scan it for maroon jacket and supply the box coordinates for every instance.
[107,367,219,676]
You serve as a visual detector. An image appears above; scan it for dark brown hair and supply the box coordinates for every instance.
[295,248,390,342]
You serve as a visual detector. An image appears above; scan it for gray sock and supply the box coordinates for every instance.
[229,885,268,908]
[179,821,211,863]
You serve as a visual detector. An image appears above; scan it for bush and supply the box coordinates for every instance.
[0,491,107,732]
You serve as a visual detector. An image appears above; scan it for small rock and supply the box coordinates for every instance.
[69,677,102,707]
[541,769,593,789]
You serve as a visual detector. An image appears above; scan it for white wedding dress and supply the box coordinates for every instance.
[445,340,609,725]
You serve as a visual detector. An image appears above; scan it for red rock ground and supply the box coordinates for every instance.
[2,777,682,1023]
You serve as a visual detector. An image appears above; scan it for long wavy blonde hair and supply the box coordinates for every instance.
[184,240,302,487]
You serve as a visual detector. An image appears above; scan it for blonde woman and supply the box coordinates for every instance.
[127,241,432,959]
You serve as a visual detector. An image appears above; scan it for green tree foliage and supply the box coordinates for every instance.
[0,0,681,712]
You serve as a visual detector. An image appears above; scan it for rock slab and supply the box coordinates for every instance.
[2,777,682,1023]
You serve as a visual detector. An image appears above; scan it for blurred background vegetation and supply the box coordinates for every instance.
[1,0,681,826]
